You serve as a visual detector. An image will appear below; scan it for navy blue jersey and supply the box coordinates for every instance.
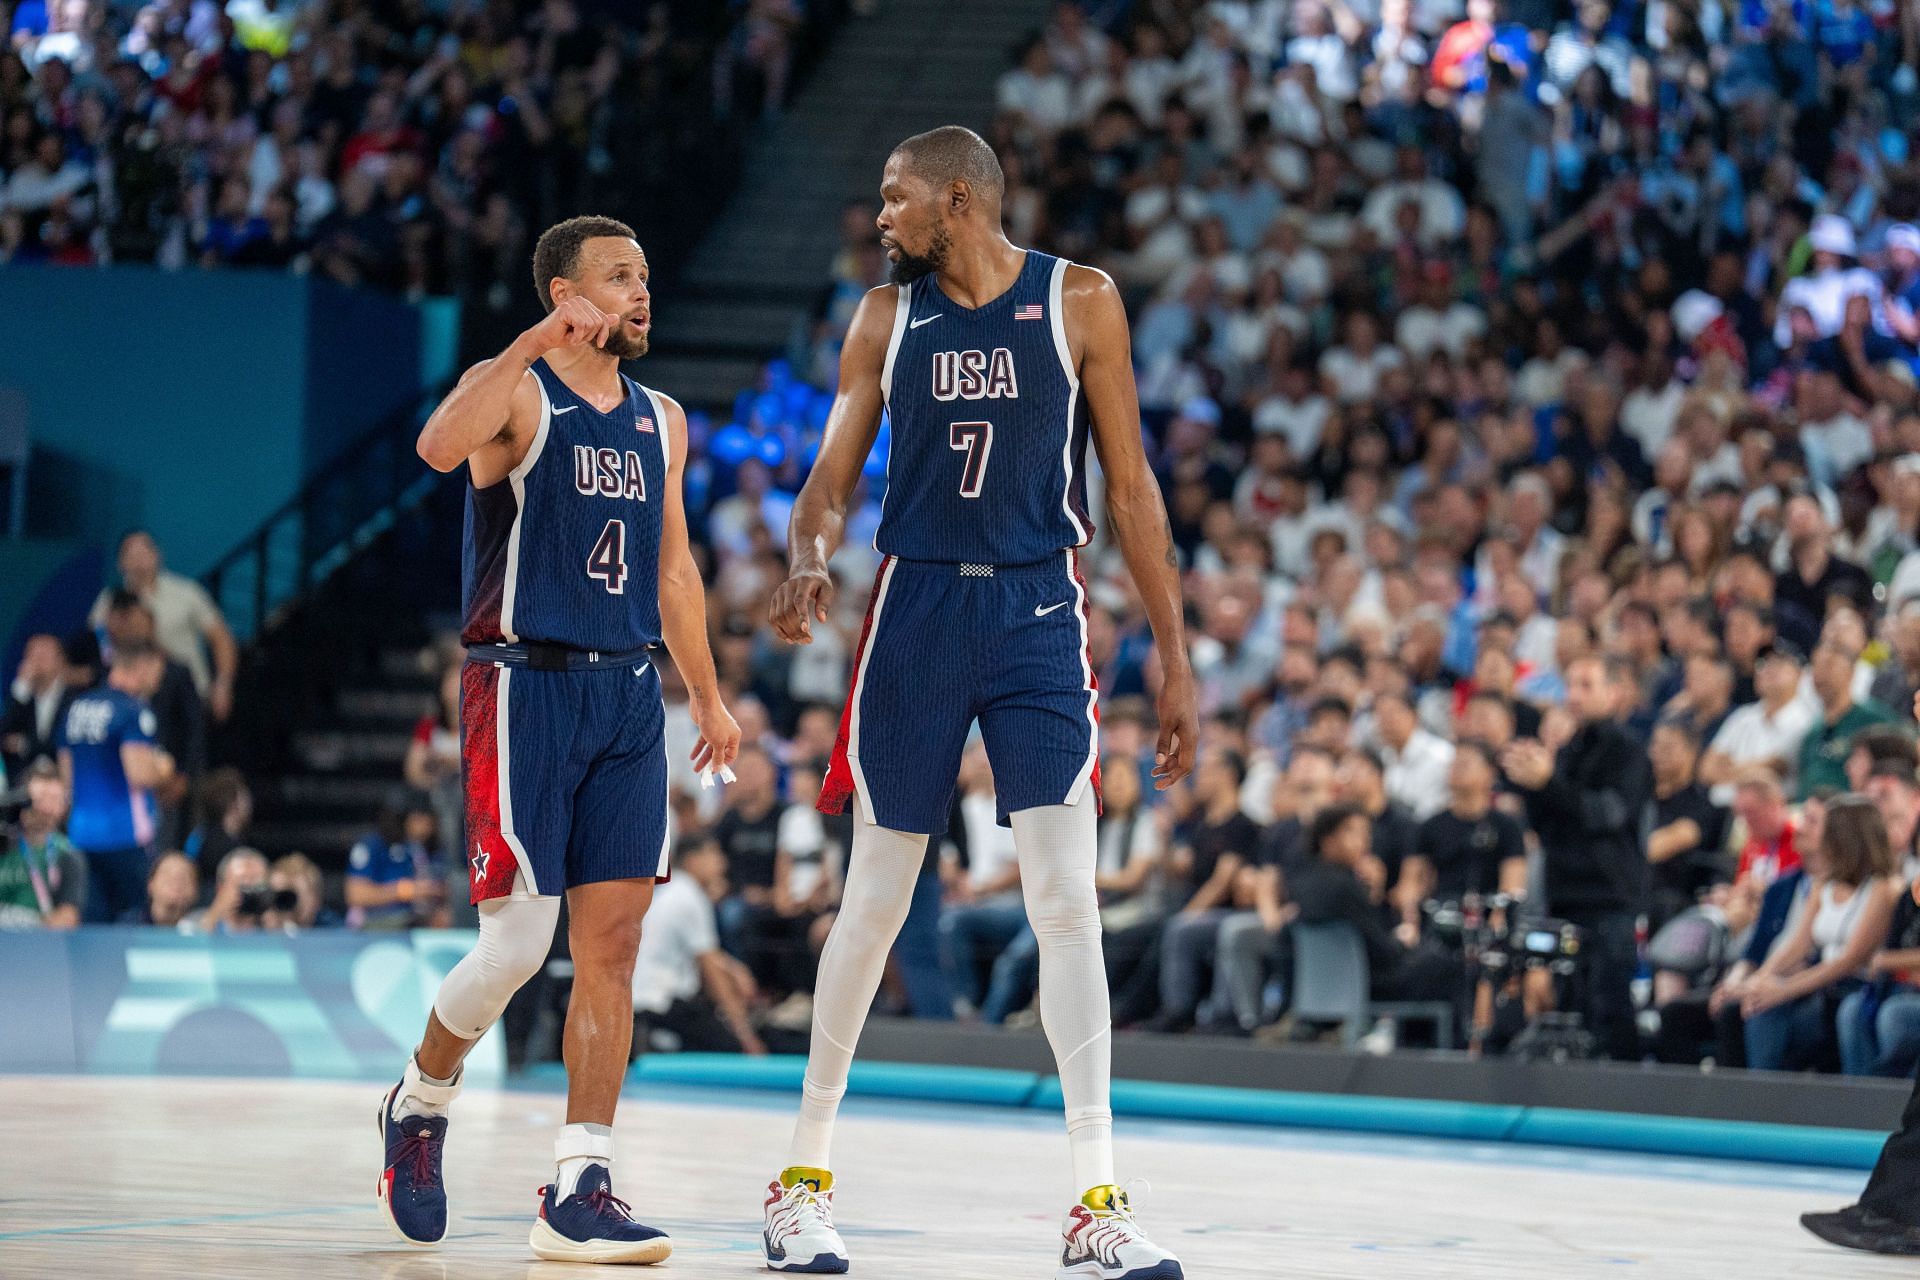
[875,250,1094,564]
[462,359,669,651]
[57,687,156,851]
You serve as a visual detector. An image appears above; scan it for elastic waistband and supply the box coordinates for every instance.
[471,642,654,672]
[890,550,1080,580]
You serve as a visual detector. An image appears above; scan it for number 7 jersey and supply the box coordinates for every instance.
[874,250,1095,564]
[461,358,668,651]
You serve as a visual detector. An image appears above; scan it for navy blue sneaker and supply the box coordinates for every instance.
[529,1163,673,1264]
[376,1082,448,1245]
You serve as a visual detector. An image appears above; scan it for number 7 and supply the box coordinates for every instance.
[950,421,993,498]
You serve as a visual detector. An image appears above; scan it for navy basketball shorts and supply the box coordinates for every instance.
[462,653,669,903]
[818,551,1101,837]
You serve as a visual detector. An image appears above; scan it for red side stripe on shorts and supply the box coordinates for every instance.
[1070,550,1104,815]
[461,662,519,903]
[818,556,893,818]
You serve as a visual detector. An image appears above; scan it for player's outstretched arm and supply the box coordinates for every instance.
[1066,264,1197,789]
[657,394,741,774]
[415,297,620,481]
[769,286,896,644]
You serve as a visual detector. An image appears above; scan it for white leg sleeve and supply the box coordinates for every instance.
[786,822,928,1170]
[432,892,562,1040]
[1010,792,1115,1194]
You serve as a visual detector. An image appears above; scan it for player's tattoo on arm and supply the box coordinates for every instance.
[1163,513,1178,568]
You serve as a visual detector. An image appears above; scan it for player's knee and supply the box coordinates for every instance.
[1023,872,1098,942]
[478,903,557,988]
[570,910,645,974]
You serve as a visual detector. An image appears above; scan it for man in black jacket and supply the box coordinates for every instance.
[1501,654,1652,1060]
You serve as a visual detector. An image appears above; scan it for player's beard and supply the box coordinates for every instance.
[888,222,951,285]
[601,319,649,360]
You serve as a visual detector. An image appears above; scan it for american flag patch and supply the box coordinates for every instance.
[1014,304,1044,321]
[635,416,655,433]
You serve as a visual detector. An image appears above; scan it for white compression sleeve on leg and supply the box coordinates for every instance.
[432,891,562,1040]
[1010,792,1115,1194]
[786,822,929,1171]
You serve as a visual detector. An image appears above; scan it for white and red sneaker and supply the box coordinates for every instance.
[763,1167,849,1273]
[1057,1186,1183,1280]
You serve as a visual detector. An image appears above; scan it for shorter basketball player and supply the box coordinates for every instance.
[376,216,740,1263]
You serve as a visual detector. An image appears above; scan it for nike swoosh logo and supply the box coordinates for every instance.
[551,405,578,415]
[909,314,941,329]
[1035,601,1070,617]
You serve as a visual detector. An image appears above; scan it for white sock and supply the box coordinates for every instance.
[395,1053,462,1120]
[1009,793,1116,1195]
[555,1122,616,1199]
[786,822,928,1170]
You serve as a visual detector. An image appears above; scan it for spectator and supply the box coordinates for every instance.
[3,633,68,777]
[1700,643,1814,800]
[938,744,1027,1022]
[1333,746,1418,893]
[1839,859,1920,1077]
[57,641,173,923]
[1743,795,1900,1072]
[632,834,768,1056]
[182,767,252,891]
[1291,804,1462,1026]
[120,849,199,928]
[1798,636,1897,800]
[1147,746,1261,1033]
[1646,721,1732,930]
[344,794,448,930]
[0,759,85,929]
[1502,655,1652,1060]
[1373,687,1453,821]
[1730,770,1803,888]
[405,656,464,862]
[1397,741,1528,931]
[100,590,205,847]
[715,746,810,996]
[89,531,238,720]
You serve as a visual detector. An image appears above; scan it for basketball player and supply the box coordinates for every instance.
[760,128,1196,1278]
[377,216,741,1264]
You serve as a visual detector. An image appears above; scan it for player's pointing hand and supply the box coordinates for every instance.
[531,296,617,355]
[769,567,836,645]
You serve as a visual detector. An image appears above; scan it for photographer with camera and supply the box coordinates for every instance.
[0,760,87,930]
[1501,654,1653,1061]
[192,847,283,934]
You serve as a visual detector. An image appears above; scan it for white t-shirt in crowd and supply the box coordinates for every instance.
[959,792,1020,891]
[90,571,224,692]
[1319,345,1405,402]
[631,877,717,1015]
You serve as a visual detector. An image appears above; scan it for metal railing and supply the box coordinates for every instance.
[202,383,455,643]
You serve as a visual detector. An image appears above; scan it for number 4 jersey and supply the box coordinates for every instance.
[462,358,667,651]
[874,249,1094,564]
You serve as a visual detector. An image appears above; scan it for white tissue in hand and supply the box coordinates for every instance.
[698,764,738,790]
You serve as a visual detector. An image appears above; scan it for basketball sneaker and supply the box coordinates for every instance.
[529,1163,672,1264]
[375,1081,449,1246]
[763,1167,850,1273]
[1056,1185,1183,1280]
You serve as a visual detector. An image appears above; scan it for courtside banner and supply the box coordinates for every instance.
[0,928,504,1080]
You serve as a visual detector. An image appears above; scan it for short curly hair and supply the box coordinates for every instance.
[531,215,637,312]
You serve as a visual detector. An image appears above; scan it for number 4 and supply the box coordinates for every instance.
[950,421,993,498]
[588,519,627,594]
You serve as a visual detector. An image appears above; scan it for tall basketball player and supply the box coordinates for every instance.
[378,215,741,1264]
[760,128,1196,1278]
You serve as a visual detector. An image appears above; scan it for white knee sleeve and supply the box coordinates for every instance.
[433,893,562,1040]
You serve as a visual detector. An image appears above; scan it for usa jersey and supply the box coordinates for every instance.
[875,250,1094,564]
[463,359,669,651]
[57,687,156,851]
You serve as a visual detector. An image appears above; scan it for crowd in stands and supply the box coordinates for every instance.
[637,0,1920,1072]
[25,0,1920,1078]
[0,0,821,305]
